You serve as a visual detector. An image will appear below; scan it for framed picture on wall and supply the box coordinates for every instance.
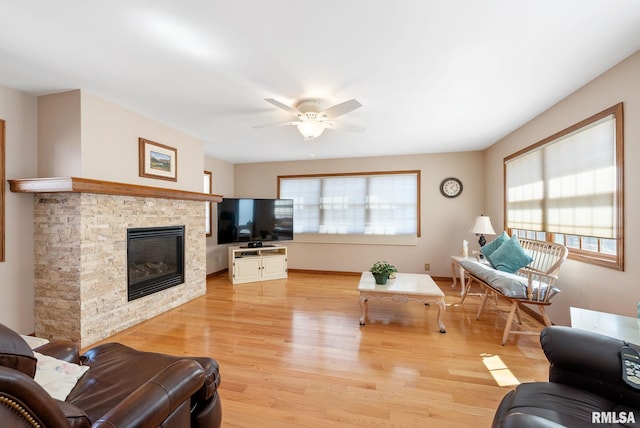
[139,138,177,181]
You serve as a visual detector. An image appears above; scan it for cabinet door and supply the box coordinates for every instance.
[233,257,262,283]
[261,255,287,280]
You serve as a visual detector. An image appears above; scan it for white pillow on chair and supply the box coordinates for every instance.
[33,351,90,401]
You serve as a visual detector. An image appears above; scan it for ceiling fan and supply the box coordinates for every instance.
[257,98,364,141]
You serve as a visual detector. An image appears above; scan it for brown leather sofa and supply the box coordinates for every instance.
[0,323,222,427]
[493,326,640,427]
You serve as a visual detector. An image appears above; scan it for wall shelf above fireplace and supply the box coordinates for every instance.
[8,176,223,202]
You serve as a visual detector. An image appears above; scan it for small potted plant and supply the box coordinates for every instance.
[369,261,397,285]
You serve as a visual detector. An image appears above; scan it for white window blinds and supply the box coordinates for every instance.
[506,114,617,239]
[279,172,418,237]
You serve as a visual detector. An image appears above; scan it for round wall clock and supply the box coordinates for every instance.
[440,177,463,198]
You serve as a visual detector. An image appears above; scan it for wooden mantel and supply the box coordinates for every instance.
[8,177,223,202]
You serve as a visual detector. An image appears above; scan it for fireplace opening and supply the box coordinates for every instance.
[127,226,185,301]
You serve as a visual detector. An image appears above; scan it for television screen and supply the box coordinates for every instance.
[217,198,294,245]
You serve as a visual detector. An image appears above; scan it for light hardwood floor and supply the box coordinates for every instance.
[92,271,550,427]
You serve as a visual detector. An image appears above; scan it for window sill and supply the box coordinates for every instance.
[568,250,623,271]
[293,233,418,246]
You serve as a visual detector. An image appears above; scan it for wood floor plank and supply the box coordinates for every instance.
[88,271,550,427]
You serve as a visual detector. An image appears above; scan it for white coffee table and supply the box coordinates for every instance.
[358,272,446,333]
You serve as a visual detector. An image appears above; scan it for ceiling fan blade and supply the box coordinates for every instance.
[319,99,362,118]
[324,121,365,133]
[253,121,301,129]
[264,98,302,116]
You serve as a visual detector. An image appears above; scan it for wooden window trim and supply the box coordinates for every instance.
[204,170,213,237]
[0,119,4,262]
[504,103,624,271]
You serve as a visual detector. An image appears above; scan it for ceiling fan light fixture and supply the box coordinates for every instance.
[262,97,363,140]
[296,120,326,141]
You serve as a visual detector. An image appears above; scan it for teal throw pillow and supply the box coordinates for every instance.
[487,236,533,274]
[480,231,509,265]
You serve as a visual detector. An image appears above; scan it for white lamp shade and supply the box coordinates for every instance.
[469,216,496,235]
[297,121,326,140]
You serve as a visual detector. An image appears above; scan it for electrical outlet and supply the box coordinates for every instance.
[424,263,430,271]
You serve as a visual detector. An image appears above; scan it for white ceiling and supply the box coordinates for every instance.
[1,1,639,164]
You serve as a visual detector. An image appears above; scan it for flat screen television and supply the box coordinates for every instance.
[217,198,294,245]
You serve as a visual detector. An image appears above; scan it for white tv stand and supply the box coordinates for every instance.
[228,245,288,284]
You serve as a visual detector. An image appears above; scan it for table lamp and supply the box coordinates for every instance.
[469,215,496,247]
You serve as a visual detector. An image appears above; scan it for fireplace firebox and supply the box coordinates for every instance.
[127,226,185,301]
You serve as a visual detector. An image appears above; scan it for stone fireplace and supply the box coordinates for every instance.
[9,177,222,347]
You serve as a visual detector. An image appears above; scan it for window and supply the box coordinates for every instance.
[0,119,4,262]
[204,171,212,237]
[505,103,624,270]
[278,171,420,245]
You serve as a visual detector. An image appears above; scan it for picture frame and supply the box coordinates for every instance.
[139,138,177,181]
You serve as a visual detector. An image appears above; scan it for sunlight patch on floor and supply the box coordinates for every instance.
[481,354,520,387]
[392,366,420,377]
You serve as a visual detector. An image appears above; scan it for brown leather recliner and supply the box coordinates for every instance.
[0,323,222,427]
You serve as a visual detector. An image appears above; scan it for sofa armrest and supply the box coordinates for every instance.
[34,341,81,365]
[541,326,640,408]
[0,366,75,428]
[189,356,221,400]
[517,269,559,301]
[518,265,547,276]
[91,359,205,427]
[0,323,37,377]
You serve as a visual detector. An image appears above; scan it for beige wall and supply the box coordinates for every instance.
[38,90,205,192]
[484,50,640,325]
[0,84,38,333]
[38,90,82,177]
[233,152,485,277]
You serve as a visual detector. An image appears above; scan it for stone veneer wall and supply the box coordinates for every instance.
[33,192,206,347]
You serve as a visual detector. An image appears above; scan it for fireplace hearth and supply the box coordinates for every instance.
[127,226,185,301]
